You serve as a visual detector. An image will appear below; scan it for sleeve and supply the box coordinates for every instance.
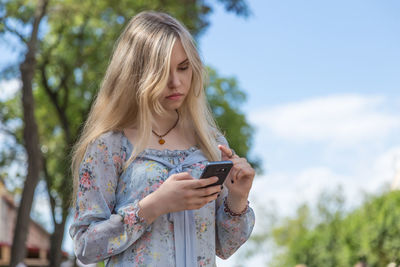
[69,133,151,264]
[214,133,256,259]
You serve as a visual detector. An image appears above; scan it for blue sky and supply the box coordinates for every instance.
[200,0,400,109]
[201,1,400,265]
[1,0,400,265]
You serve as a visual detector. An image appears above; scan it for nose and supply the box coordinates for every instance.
[167,72,181,89]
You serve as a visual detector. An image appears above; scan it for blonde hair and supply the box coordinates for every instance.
[71,11,222,204]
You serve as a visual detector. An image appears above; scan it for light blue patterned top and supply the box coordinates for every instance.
[69,130,255,267]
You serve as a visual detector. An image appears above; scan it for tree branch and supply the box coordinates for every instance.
[0,126,19,142]
[59,63,70,110]
[39,59,58,104]
[39,61,72,144]
[0,18,28,43]
[61,16,88,111]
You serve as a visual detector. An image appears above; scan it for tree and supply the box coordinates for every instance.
[262,188,400,267]
[0,0,50,266]
[206,66,260,169]
[0,0,256,266]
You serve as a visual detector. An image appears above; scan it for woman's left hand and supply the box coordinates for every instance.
[218,145,255,201]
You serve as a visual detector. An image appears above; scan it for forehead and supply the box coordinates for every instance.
[170,39,188,64]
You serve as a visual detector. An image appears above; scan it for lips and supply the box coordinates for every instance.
[166,93,183,100]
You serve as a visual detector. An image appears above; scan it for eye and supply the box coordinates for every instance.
[178,66,189,71]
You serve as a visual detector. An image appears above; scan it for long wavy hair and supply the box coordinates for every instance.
[71,10,222,203]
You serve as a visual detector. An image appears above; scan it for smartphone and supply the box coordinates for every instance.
[199,161,233,187]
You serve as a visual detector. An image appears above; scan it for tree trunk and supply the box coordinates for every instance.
[49,218,67,267]
[9,0,49,266]
[43,155,71,267]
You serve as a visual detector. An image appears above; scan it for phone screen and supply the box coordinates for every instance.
[200,161,233,187]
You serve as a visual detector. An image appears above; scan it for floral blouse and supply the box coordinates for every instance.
[69,131,255,267]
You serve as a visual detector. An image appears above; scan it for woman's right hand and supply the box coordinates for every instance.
[155,172,222,214]
[138,172,222,224]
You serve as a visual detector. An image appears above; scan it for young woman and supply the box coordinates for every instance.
[69,10,255,267]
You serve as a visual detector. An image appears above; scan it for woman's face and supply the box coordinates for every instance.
[159,39,193,112]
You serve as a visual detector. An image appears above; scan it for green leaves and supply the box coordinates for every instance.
[206,66,260,171]
[267,189,400,267]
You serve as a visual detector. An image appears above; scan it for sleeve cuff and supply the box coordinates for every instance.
[117,199,152,233]
[222,196,251,218]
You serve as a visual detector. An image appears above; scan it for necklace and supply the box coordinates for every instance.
[152,110,179,145]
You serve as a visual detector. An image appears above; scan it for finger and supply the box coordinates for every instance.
[172,172,194,181]
[206,191,220,203]
[218,145,233,158]
[195,184,222,197]
[237,165,255,180]
[233,162,255,184]
[192,176,219,189]
[229,157,243,165]
[229,166,239,184]
[197,192,221,207]
[229,161,247,184]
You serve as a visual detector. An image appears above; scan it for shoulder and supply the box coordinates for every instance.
[88,130,127,156]
[86,130,127,173]
[216,133,229,148]
[210,127,229,148]
[96,130,124,144]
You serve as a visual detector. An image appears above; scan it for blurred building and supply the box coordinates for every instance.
[0,178,68,266]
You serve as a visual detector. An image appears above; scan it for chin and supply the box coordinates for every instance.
[166,101,185,111]
[168,104,183,111]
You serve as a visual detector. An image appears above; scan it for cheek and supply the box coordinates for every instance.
[184,70,193,89]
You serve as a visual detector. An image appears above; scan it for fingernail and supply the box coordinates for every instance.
[231,179,234,184]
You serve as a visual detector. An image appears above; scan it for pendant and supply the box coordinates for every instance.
[159,138,165,145]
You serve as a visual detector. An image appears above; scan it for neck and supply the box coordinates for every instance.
[152,109,179,133]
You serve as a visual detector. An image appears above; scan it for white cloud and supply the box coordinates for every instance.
[249,167,357,216]
[249,146,400,218]
[250,94,400,145]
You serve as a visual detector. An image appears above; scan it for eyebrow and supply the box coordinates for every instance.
[178,58,189,65]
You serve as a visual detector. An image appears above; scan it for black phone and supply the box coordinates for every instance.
[199,161,233,187]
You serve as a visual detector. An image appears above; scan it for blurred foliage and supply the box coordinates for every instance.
[0,88,25,194]
[206,66,261,171]
[264,188,400,267]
